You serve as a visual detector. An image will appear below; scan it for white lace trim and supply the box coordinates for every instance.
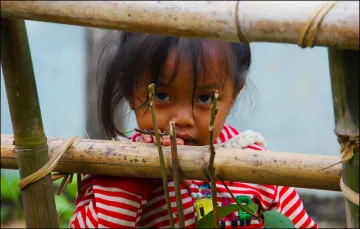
[112,136,131,142]
[220,130,267,149]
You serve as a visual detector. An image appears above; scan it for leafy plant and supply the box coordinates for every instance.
[196,204,258,228]
[0,171,23,225]
[195,203,296,228]
[1,175,20,204]
[196,204,295,228]
[55,193,76,228]
[1,170,77,228]
[53,176,77,228]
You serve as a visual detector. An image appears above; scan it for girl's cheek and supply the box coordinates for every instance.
[153,107,174,130]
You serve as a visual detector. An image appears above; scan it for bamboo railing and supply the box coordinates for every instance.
[0,1,359,50]
[1,134,342,191]
[1,1,359,228]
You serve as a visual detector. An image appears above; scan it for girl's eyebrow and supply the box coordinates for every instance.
[156,81,173,88]
[197,84,223,90]
[156,82,223,90]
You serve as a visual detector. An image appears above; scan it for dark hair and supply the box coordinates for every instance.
[98,32,251,139]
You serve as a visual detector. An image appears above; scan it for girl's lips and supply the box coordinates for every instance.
[176,133,197,145]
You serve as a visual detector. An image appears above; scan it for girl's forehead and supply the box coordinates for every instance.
[160,45,231,87]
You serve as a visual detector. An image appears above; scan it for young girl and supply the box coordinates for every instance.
[69,32,317,228]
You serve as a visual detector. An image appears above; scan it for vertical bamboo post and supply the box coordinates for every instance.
[1,18,59,227]
[328,48,359,228]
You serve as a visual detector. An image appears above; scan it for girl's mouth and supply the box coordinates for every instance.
[183,140,197,146]
[176,133,197,145]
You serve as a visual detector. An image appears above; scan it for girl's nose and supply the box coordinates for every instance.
[171,106,195,128]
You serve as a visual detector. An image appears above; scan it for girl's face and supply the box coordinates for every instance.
[130,43,240,146]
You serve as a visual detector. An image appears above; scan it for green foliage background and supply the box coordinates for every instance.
[1,170,77,228]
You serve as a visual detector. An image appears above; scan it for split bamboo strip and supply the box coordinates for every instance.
[328,48,359,228]
[1,134,342,191]
[0,1,358,50]
[170,121,185,229]
[1,19,59,228]
[209,90,220,228]
[148,84,174,228]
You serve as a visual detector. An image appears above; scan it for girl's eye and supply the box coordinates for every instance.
[197,94,212,104]
[154,93,171,102]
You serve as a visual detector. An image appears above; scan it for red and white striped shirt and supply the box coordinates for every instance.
[69,125,317,228]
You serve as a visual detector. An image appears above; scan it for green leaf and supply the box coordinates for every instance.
[196,204,240,228]
[55,194,72,213]
[53,178,63,187]
[66,182,77,198]
[245,203,258,215]
[55,194,76,220]
[9,176,21,202]
[195,204,258,228]
[60,221,69,229]
[1,175,20,203]
[264,210,296,228]
[59,209,76,223]
[1,176,12,201]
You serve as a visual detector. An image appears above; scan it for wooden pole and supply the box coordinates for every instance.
[0,19,59,227]
[1,134,342,191]
[0,1,358,50]
[328,48,359,228]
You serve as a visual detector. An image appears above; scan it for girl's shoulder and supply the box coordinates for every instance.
[192,124,273,194]
[218,124,268,151]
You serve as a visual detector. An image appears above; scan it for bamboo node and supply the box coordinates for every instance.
[235,1,248,43]
[340,177,359,206]
[18,136,81,196]
[298,1,337,48]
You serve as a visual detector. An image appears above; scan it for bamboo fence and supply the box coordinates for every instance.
[1,134,342,191]
[0,1,359,228]
[0,1,359,50]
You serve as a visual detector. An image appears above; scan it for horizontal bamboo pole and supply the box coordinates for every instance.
[1,134,342,191]
[0,1,358,50]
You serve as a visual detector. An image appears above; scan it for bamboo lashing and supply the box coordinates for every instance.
[298,1,337,48]
[17,136,81,197]
[1,134,342,191]
[339,135,359,206]
[322,135,359,170]
[0,1,358,50]
[18,136,78,190]
[16,135,83,198]
[235,1,247,43]
[340,177,359,206]
[340,135,359,163]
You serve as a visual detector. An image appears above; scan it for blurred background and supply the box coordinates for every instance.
[1,21,345,228]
